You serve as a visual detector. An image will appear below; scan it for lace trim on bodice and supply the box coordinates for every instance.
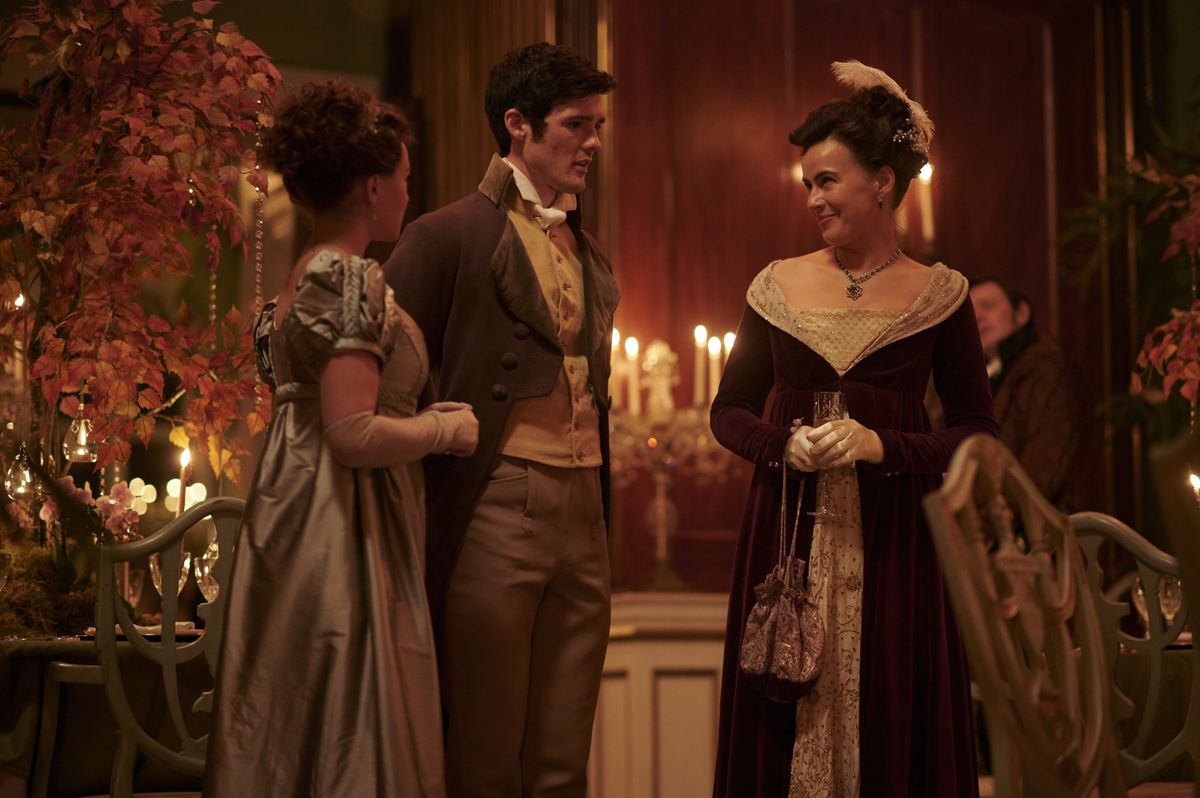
[746,262,969,376]
[788,309,901,374]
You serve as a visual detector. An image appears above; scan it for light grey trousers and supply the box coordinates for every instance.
[440,455,611,798]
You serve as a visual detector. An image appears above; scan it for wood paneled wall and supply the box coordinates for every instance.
[609,0,1102,588]
[411,0,555,209]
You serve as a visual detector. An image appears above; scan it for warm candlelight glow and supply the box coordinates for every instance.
[723,332,735,353]
[707,336,721,408]
[1190,472,1200,493]
[176,448,192,518]
[791,162,805,183]
[693,325,708,407]
[916,161,935,250]
[14,293,25,308]
[609,328,623,411]
[625,337,641,416]
[694,325,707,346]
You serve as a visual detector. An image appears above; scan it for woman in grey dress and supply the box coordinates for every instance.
[205,81,478,798]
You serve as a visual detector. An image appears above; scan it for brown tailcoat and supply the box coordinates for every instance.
[382,155,620,629]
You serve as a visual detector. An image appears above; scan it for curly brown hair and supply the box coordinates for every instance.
[260,80,411,213]
[789,86,929,207]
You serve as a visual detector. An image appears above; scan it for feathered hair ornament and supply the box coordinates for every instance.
[831,59,933,155]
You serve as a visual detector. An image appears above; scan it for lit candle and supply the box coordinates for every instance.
[13,293,25,388]
[707,336,721,407]
[723,331,735,368]
[610,328,622,410]
[917,162,935,252]
[625,337,641,417]
[1190,472,1200,504]
[693,325,708,407]
[176,448,191,518]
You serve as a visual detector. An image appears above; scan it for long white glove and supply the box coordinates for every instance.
[323,402,478,468]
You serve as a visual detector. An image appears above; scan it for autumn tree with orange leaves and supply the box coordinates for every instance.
[0,0,278,501]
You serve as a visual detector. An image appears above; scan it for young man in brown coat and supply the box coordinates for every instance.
[383,43,618,797]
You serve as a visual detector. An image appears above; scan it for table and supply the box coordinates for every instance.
[0,638,209,798]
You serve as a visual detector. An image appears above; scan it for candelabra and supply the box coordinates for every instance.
[609,332,735,591]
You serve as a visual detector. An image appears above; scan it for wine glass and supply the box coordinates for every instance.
[149,548,191,597]
[810,390,847,520]
[193,538,220,603]
[1131,575,1150,635]
[1158,575,1183,626]
[0,552,11,593]
[117,561,145,609]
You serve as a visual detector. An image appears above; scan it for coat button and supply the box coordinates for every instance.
[501,352,519,370]
[513,323,530,339]
[491,384,509,401]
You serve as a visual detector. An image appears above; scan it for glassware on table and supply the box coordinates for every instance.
[117,561,145,609]
[1131,575,1149,634]
[1158,575,1183,626]
[193,538,220,603]
[149,548,191,597]
[809,390,847,521]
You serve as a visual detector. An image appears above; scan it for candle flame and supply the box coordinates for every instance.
[180,448,191,469]
[14,293,25,308]
[918,163,934,183]
[707,336,721,356]
[624,337,639,359]
[612,328,620,350]
[723,331,735,352]
[1189,472,1200,492]
[694,325,708,346]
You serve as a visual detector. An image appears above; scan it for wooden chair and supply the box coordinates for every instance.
[923,434,1127,798]
[31,498,244,798]
[1073,511,1196,796]
[1150,427,1200,797]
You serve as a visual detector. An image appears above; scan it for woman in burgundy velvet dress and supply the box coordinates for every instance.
[710,62,997,798]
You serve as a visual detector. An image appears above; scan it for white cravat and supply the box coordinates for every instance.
[502,157,575,232]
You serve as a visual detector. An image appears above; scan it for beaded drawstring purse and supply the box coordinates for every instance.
[738,455,824,702]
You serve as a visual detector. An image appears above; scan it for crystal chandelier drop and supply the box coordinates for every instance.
[62,401,99,463]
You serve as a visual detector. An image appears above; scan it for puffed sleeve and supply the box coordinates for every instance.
[253,299,277,388]
[289,251,399,364]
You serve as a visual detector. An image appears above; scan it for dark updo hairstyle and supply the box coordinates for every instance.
[259,80,411,213]
[789,86,928,207]
[485,42,617,156]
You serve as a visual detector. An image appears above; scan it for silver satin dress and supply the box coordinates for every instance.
[204,251,444,797]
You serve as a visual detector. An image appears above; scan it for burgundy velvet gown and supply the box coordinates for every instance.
[711,264,997,797]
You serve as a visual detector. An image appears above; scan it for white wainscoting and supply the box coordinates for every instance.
[588,592,730,798]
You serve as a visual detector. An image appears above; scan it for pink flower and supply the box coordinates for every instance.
[107,481,134,506]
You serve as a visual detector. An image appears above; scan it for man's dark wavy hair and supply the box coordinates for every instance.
[485,42,616,156]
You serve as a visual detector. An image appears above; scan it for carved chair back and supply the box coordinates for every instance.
[94,497,244,797]
[923,434,1126,798]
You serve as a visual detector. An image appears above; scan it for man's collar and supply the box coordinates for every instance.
[477,153,578,214]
